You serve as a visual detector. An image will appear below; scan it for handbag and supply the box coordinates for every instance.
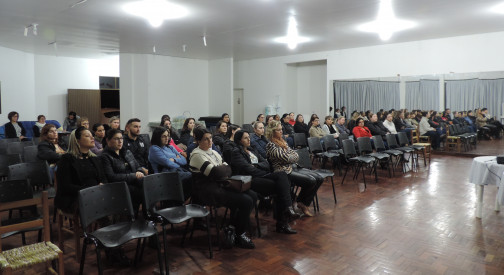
[221,175,252,192]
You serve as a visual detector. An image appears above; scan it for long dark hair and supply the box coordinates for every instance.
[151,127,169,147]
[181,118,195,133]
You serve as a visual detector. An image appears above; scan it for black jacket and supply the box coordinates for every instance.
[100,147,143,186]
[230,146,271,177]
[4,122,26,139]
[281,121,295,137]
[123,134,149,169]
[37,140,61,164]
[179,130,193,147]
[294,122,310,137]
[393,118,408,130]
[55,154,107,212]
[366,121,389,136]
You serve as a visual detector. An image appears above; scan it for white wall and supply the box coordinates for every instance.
[295,61,327,116]
[34,55,119,124]
[120,53,209,131]
[0,47,35,123]
[209,58,233,116]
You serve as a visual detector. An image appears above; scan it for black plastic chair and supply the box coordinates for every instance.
[143,172,212,275]
[0,179,43,245]
[307,137,340,169]
[295,147,337,205]
[356,137,393,178]
[373,135,405,174]
[23,145,39,163]
[140,133,151,149]
[78,182,164,275]
[293,133,308,148]
[322,135,341,153]
[338,132,350,144]
[340,139,376,190]
[242,124,254,133]
[6,141,34,158]
[60,135,70,147]
[397,132,424,168]
[8,161,55,197]
[386,134,414,171]
[0,154,22,178]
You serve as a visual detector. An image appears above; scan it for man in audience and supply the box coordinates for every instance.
[445,108,453,121]
[366,113,390,137]
[335,116,350,135]
[123,118,149,175]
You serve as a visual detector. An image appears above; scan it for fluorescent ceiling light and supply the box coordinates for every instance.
[123,0,189,28]
[274,16,310,50]
[491,3,504,14]
[358,0,416,41]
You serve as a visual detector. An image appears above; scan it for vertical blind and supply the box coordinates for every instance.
[333,80,399,113]
[445,78,504,117]
[405,80,439,110]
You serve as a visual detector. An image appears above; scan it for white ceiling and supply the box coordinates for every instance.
[1,0,504,60]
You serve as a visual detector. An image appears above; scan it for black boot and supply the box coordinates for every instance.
[285,206,301,221]
[276,222,297,234]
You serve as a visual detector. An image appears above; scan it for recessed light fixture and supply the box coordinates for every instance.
[491,3,504,14]
[357,0,416,41]
[273,16,310,50]
[123,0,189,28]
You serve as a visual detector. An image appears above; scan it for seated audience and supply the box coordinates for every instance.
[274,114,281,121]
[91,123,105,155]
[335,116,350,135]
[55,126,106,213]
[294,114,310,138]
[160,115,182,148]
[186,125,222,159]
[4,111,28,141]
[382,113,398,134]
[123,118,150,174]
[352,118,373,139]
[213,120,229,151]
[77,116,90,129]
[33,115,46,137]
[189,128,256,249]
[63,111,79,132]
[288,112,296,126]
[222,113,231,125]
[281,113,295,147]
[464,110,477,133]
[222,124,241,163]
[230,130,299,234]
[309,116,325,138]
[347,112,361,133]
[37,124,66,165]
[250,121,268,158]
[101,129,145,213]
[180,117,196,146]
[419,112,441,150]
[149,127,192,199]
[322,116,340,138]
[366,114,390,137]
[256,114,265,124]
[266,120,318,217]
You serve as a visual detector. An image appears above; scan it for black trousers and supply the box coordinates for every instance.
[251,172,292,221]
[288,171,318,206]
[219,189,256,234]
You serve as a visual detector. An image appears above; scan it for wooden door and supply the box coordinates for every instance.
[67,89,101,126]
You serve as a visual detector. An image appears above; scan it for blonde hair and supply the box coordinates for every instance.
[265,120,281,140]
[67,127,96,158]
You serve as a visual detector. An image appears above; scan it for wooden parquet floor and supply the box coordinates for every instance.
[5,138,504,274]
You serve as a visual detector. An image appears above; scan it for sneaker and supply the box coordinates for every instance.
[235,232,255,249]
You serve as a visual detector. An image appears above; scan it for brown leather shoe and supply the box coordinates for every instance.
[297,202,313,217]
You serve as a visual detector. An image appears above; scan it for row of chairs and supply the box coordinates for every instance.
[446,124,477,152]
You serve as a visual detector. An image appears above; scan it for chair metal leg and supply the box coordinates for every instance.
[255,204,261,238]
[361,163,367,190]
[341,165,351,185]
[330,176,337,204]
[163,226,169,275]
[95,246,103,275]
[206,215,213,259]
[133,238,142,267]
[79,240,87,275]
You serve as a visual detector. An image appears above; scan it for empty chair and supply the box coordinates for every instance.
[397,132,425,168]
[78,182,163,275]
[307,137,340,169]
[0,191,64,275]
[338,132,350,145]
[322,134,342,153]
[6,141,34,158]
[23,145,39,162]
[341,139,376,190]
[8,161,53,193]
[386,134,414,171]
[356,137,393,178]
[242,124,254,133]
[0,154,22,178]
[373,135,405,173]
[143,172,212,275]
[293,133,308,148]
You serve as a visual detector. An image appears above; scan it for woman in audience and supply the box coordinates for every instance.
[33,115,46,138]
[91,123,105,155]
[180,117,196,146]
[186,125,221,159]
[404,112,418,129]
[419,112,441,150]
[149,127,192,198]
[4,111,28,141]
[37,124,66,165]
[352,118,373,139]
[347,112,361,133]
[230,130,299,234]
[294,114,310,137]
[250,121,268,158]
[366,113,389,137]
[266,120,318,217]
[273,114,281,121]
[222,113,231,125]
[213,120,229,151]
[101,129,145,213]
[322,116,340,138]
[256,114,265,124]
[63,111,79,132]
[190,128,256,249]
[222,124,241,163]
[160,116,182,146]
[77,116,90,129]
[281,113,295,147]
[288,112,296,126]
[265,115,274,125]
[307,114,318,128]
[309,116,325,138]
[55,126,106,213]
[382,113,398,134]
[335,116,350,136]
[109,116,121,131]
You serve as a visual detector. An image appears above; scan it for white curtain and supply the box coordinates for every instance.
[405,80,439,110]
[446,78,504,117]
[333,80,399,113]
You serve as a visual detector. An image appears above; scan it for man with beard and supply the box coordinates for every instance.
[123,118,149,175]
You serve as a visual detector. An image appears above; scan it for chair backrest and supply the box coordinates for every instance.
[0,138,22,144]
[397,132,410,146]
[338,132,349,144]
[23,145,39,163]
[6,141,32,156]
[294,147,313,169]
[0,154,22,177]
[0,179,34,203]
[8,161,51,189]
[60,135,70,147]
[78,182,133,229]
[143,172,185,212]
[32,137,40,145]
[307,137,323,154]
[342,139,357,157]
[356,137,373,155]
[0,191,49,250]
[372,135,387,151]
[293,133,307,148]
[385,134,399,149]
[322,135,338,151]
[411,129,419,143]
[140,133,151,149]
[242,124,254,133]
[453,124,463,134]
